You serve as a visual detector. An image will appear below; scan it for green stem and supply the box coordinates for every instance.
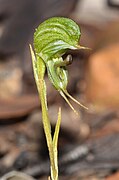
[30,45,58,180]
[38,78,57,179]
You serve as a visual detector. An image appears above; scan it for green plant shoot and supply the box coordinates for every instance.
[30,17,88,180]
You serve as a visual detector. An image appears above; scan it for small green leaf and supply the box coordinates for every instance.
[52,107,61,180]
[53,107,61,148]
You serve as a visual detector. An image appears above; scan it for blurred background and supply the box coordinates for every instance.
[0,0,119,179]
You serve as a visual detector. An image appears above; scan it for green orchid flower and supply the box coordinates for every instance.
[30,17,88,180]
